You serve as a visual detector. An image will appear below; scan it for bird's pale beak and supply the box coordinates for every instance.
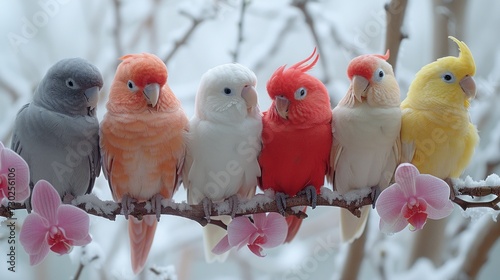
[241,85,258,113]
[460,75,476,99]
[84,86,100,110]
[143,83,160,107]
[352,75,369,102]
[275,95,290,119]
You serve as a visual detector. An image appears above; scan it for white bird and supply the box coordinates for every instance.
[183,63,262,262]
[330,51,401,242]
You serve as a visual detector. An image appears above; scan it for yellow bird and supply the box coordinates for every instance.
[401,36,479,180]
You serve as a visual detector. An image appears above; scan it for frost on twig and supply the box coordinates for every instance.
[2,180,500,229]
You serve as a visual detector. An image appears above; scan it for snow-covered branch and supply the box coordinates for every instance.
[1,184,499,227]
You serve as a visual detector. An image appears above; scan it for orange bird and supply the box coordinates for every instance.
[100,53,188,274]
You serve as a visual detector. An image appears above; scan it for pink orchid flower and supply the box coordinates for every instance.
[375,163,455,233]
[0,141,30,203]
[212,212,288,257]
[19,180,91,265]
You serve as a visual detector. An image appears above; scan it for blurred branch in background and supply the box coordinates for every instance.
[384,0,408,71]
[0,76,20,103]
[231,0,250,62]
[463,220,500,278]
[112,0,124,60]
[163,7,218,65]
[292,0,331,84]
[432,0,466,59]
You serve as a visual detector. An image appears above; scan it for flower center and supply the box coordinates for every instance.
[47,226,72,255]
[403,197,428,231]
[254,234,267,246]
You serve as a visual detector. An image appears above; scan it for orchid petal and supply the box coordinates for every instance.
[407,212,428,231]
[375,184,407,224]
[379,214,409,234]
[394,163,419,197]
[248,244,265,257]
[72,234,92,246]
[19,213,49,256]
[212,235,231,255]
[29,242,50,266]
[50,241,72,255]
[415,175,455,219]
[0,145,30,202]
[252,213,268,230]
[227,216,257,247]
[56,205,90,242]
[31,180,61,224]
[259,213,287,248]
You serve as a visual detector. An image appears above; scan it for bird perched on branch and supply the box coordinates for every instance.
[330,51,401,243]
[11,58,103,206]
[183,63,262,262]
[100,53,188,274]
[400,37,479,264]
[258,49,332,242]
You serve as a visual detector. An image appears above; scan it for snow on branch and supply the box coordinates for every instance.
[1,183,500,227]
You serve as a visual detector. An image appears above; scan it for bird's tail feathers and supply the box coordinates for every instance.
[204,215,232,263]
[284,206,307,243]
[129,215,157,274]
[340,206,370,243]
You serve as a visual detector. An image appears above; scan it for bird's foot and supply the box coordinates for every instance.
[371,186,381,209]
[298,185,318,209]
[275,192,289,216]
[121,194,136,219]
[150,194,164,222]
[62,193,75,204]
[226,194,239,218]
[202,197,213,222]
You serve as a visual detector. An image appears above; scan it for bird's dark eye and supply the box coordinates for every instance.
[294,87,307,100]
[374,68,385,82]
[441,72,456,83]
[127,80,137,92]
[65,78,79,89]
[224,88,232,95]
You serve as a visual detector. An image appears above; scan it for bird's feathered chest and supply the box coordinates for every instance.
[189,116,262,163]
[333,104,401,148]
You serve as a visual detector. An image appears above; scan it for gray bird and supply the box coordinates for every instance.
[11,58,103,205]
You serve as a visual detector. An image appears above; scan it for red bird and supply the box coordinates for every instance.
[258,49,332,241]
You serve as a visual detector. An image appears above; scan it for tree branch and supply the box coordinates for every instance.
[231,0,249,62]
[163,10,217,65]
[384,0,408,71]
[2,185,500,228]
[292,0,331,83]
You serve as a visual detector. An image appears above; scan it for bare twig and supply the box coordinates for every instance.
[292,0,331,83]
[112,0,124,58]
[252,15,297,73]
[0,76,20,103]
[384,0,408,71]
[164,10,217,65]
[463,220,500,278]
[73,255,99,280]
[232,0,249,62]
